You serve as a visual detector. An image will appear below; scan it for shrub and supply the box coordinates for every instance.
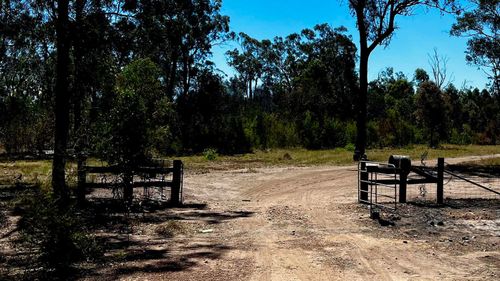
[450,125,474,145]
[344,143,355,152]
[299,111,321,149]
[93,58,172,167]
[263,113,300,148]
[155,221,189,238]
[17,191,103,279]
[203,148,218,161]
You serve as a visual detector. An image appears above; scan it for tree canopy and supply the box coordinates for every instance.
[451,0,499,93]
[0,0,498,195]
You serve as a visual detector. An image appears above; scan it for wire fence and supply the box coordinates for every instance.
[443,170,500,201]
[405,164,499,204]
[358,156,499,214]
[406,182,438,203]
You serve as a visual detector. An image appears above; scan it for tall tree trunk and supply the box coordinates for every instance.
[181,47,190,97]
[167,56,178,99]
[248,79,253,100]
[74,0,87,204]
[355,48,368,160]
[354,2,369,161]
[73,0,84,135]
[52,0,71,203]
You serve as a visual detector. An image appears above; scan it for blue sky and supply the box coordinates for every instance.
[211,0,489,89]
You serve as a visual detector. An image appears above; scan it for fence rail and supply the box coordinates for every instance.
[77,160,184,205]
[358,157,499,212]
[358,161,398,214]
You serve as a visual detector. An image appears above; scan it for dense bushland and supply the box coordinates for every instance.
[1,1,498,159]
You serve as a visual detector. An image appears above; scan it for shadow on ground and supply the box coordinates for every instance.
[447,164,500,178]
[77,198,254,280]
[0,189,255,280]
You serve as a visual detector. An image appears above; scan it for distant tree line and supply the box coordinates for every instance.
[1,0,499,159]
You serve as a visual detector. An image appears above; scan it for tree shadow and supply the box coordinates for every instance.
[75,198,254,280]
[406,198,500,210]
[138,210,254,225]
[444,198,500,209]
[0,191,255,280]
[0,184,38,202]
[447,164,500,178]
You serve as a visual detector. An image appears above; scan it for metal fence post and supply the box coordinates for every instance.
[359,161,368,203]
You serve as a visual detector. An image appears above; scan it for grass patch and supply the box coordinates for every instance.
[178,144,500,171]
[459,157,500,167]
[364,145,500,163]
[0,160,53,187]
[0,158,108,187]
[0,145,498,183]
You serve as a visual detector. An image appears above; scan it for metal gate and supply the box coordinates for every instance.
[358,161,398,215]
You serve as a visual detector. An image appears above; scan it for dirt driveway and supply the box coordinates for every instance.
[88,156,499,281]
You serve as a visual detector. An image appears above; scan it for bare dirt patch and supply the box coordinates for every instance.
[1,155,499,280]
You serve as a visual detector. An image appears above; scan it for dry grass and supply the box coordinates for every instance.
[154,220,191,238]
[179,144,500,171]
[0,145,499,185]
[459,157,500,167]
[0,160,53,187]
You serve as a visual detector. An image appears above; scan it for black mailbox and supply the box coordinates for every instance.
[388,155,411,175]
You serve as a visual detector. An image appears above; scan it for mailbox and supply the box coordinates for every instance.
[388,155,411,175]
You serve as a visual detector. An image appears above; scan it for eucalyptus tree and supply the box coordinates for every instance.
[0,0,54,154]
[451,0,499,93]
[227,33,264,100]
[346,0,459,160]
[119,0,230,99]
[415,81,447,147]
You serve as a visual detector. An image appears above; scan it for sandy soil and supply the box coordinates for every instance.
[1,155,499,280]
[81,155,499,281]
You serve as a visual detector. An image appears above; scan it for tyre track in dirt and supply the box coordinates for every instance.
[236,166,457,281]
[155,155,499,280]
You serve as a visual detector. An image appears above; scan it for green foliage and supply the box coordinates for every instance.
[203,148,218,161]
[299,111,321,149]
[414,68,430,84]
[415,81,448,147]
[344,143,355,152]
[450,125,474,145]
[17,191,102,279]
[0,96,53,154]
[268,116,300,148]
[297,112,355,149]
[1,0,498,161]
[451,0,499,92]
[94,58,173,166]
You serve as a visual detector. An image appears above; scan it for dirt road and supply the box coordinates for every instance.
[96,155,499,281]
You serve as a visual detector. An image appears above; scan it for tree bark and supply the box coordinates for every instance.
[52,0,71,203]
[354,1,369,161]
[355,48,368,160]
[166,56,178,99]
[74,0,87,205]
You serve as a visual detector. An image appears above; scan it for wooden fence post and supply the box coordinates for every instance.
[399,171,407,203]
[77,160,86,205]
[437,158,444,204]
[123,171,133,204]
[171,160,183,206]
